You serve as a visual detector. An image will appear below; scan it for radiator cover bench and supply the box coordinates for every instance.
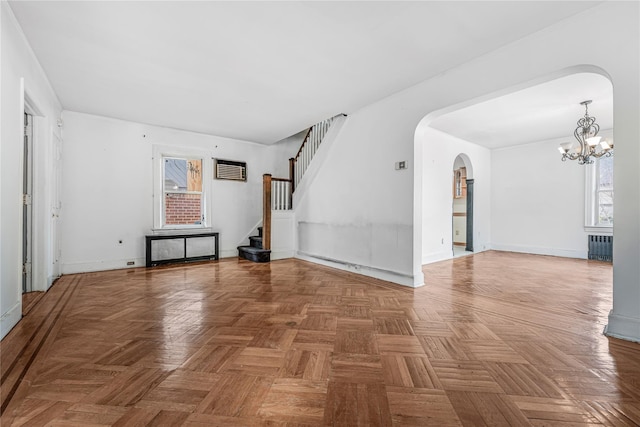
[145,232,219,267]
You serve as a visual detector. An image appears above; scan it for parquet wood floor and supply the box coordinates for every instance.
[21,292,45,317]
[2,251,640,426]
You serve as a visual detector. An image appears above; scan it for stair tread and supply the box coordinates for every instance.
[238,245,271,263]
[238,245,271,254]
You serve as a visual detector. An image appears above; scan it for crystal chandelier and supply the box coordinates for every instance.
[558,100,613,164]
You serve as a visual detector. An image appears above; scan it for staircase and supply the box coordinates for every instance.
[238,114,344,263]
[238,227,271,262]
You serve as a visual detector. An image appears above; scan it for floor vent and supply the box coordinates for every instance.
[588,235,613,262]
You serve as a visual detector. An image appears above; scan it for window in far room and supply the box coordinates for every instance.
[163,157,204,227]
[586,155,613,229]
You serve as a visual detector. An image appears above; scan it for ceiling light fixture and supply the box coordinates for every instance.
[558,100,613,164]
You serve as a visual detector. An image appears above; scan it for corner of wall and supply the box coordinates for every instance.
[605,310,640,343]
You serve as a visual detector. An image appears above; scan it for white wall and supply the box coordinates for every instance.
[420,128,491,265]
[491,137,591,258]
[269,129,307,178]
[412,3,638,340]
[271,211,295,260]
[1,3,63,338]
[60,111,296,273]
[293,2,639,340]
[295,112,416,286]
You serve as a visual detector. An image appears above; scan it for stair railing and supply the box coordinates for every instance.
[289,115,340,192]
[271,178,292,210]
[263,115,341,251]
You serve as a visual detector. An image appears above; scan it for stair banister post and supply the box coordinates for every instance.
[263,174,272,250]
[289,158,296,193]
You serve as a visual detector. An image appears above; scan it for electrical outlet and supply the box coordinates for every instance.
[395,161,407,170]
[455,230,459,236]
[126,261,135,266]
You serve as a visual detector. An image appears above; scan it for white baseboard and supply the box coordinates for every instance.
[296,251,421,288]
[1,301,22,339]
[271,250,294,261]
[604,310,640,343]
[61,258,145,274]
[490,243,587,259]
[62,250,239,274]
[422,251,452,265]
[220,249,240,259]
[47,275,60,290]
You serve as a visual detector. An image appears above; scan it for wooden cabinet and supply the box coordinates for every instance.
[453,167,467,199]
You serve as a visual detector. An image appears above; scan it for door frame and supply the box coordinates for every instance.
[22,112,33,293]
[23,88,51,294]
[465,179,474,252]
[50,133,63,284]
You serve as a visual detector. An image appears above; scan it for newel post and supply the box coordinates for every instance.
[289,158,296,193]
[263,174,272,250]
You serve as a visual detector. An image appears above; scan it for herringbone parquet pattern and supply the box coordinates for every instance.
[2,251,639,426]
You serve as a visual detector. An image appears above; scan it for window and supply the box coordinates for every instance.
[595,156,613,225]
[163,157,204,227]
[586,155,613,229]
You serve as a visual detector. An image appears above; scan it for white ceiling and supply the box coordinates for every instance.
[9,1,603,144]
[429,72,613,149]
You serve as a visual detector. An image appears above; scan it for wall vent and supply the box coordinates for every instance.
[214,159,246,182]
[588,235,613,262]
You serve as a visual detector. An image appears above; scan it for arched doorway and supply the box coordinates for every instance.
[415,66,613,269]
[452,154,474,257]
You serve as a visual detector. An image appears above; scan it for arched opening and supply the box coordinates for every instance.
[452,154,474,257]
[415,66,613,271]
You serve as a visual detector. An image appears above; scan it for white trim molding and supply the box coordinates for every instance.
[605,310,640,343]
[296,250,423,288]
[1,301,22,339]
[491,243,587,260]
[61,258,145,274]
[584,226,613,236]
[422,250,453,265]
